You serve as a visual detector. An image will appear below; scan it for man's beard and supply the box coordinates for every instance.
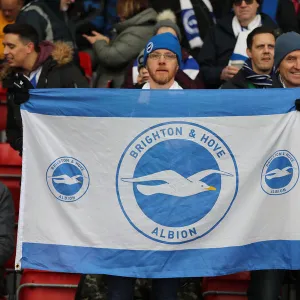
[148,68,172,85]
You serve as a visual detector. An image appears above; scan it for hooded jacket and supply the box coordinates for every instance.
[93,8,157,88]
[3,41,89,154]
[197,12,277,89]
[16,0,77,49]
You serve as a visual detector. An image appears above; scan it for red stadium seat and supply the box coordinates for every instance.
[79,51,92,83]
[0,88,7,134]
[0,143,22,168]
[17,270,80,300]
[202,272,250,299]
[0,87,7,101]
[0,101,7,132]
[0,143,22,221]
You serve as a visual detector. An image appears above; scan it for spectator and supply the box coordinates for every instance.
[140,32,183,89]
[248,31,300,300]
[222,26,275,89]
[198,0,277,89]
[83,0,157,88]
[0,182,14,298]
[69,0,119,51]
[149,0,217,58]
[122,9,205,89]
[273,31,300,88]
[1,23,88,155]
[217,0,299,32]
[0,0,23,60]
[16,0,77,50]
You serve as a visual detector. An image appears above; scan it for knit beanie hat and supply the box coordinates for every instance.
[153,10,182,42]
[143,32,182,68]
[274,31,300,69]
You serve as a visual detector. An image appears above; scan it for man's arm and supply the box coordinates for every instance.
[5,93,23,155]
[0,183,14,267]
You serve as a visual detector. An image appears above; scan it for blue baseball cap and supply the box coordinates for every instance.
[143,32,182,68]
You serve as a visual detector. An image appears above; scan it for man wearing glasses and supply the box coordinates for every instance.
[142,32,183,90]
[198,0,277,88]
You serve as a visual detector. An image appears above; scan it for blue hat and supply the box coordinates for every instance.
[275,32,300,69]
[143,32,182,68]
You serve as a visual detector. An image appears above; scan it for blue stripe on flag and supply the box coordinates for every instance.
[21,241,300,277]
[21,88,298,118]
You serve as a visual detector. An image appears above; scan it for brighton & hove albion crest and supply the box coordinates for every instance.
[116,121,238,244]
[46,157,90,202]
[261,150,299,195]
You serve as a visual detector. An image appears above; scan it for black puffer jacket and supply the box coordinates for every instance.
[16,0,77,48]
[2,42,89,155]
[197,13,277,89]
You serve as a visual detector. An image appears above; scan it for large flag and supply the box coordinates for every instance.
[16,88,300,277]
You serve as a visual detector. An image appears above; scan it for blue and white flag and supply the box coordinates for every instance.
[16,88,300,277]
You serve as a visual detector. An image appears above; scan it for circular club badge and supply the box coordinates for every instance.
[116,121,238,244]
[46,157,90,202]
[261,150,299,195]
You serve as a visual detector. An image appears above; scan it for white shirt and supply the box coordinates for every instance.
[142,81,183,90]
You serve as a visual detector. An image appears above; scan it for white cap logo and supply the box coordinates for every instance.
[146,42,153,53]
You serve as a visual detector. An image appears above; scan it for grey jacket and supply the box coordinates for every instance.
[93,8,157,87]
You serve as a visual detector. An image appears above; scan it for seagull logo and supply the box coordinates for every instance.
[264,167,295,180]
[121,169,233,197]
[49,174,83,185]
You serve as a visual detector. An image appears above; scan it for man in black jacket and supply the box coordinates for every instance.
[1,23,88,155]
[222,26,276,89]
[198,0,277,89]
[0,182,14,298]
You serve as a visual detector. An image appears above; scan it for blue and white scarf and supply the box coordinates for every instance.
[228,15,262,67]
[242,59,274,87]
[179,0,215,49]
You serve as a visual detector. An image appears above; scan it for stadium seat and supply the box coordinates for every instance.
[202,272,250,299]
[0,101,7,132]
[79,51,92,83]
[0,143,22,221]
[0,87,7,101]
[17,270,80,300]
[0,143,22,169]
